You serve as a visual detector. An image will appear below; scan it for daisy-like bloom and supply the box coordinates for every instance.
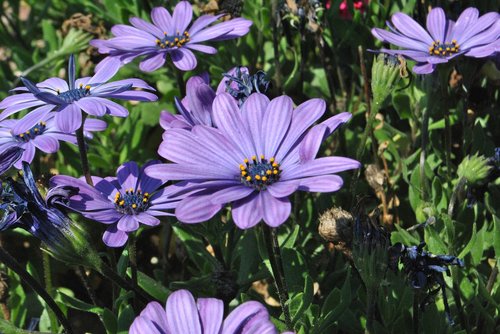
[147,93,360,229]
[90,1,252,72]
[0,55,157,133]
[50,161,181,247]
[371,7,500,74]
[0,114,106,169]
[129,289,294,334]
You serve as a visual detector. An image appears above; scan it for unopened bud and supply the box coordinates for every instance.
[371,53,407,106]
[457,153,492,184]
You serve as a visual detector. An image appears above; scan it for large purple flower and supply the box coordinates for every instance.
[50,161,180,247]
[90,1,252,72]
[371,7,500,74]
[147,93,360,229]
[129,289,293,334]
[0,113,106,169]
[0,55,157,133]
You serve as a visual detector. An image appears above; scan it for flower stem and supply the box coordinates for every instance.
[75,112,93,186]
[419,105,430,202]
[128,233,138,294]
[0,246,73,334]
[271,0,283,94]
[262,225,292,330]
[316,33,337,113]
[412,292,420,334]
[42,252,59,333]
[365,289,376,334]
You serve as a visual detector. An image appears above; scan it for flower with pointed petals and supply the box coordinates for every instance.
[0,114,106,169]
[90,1,252,72]
[0,55,157,133]
[147,93,360,229]
[50,161,181,247]
[371,7,500,74]
[129,289,294,334]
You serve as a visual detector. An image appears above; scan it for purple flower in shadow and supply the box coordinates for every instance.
[0,55,157,133]
[147,93,360,229]
[371,7,500,74]
[129,289,294,334]
[90,1,252,72]
[0,114,106,169]
[0,147,23,176]
[50,161,181,247]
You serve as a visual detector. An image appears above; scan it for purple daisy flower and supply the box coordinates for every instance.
[0,55,157,133]
[50,161,180,247]
[129,289,294,334]
[0,113,106,169]
[371,7,500,74]
[147,93,360,229]
[90,1,252,72]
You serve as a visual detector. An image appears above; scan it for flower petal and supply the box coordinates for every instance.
[221,301,267,334]
[134,212,160,226]
[175,195,222,223]
[172,1,193,34]
[117,161,140,191]
[260,191,291,227]
[55,103,82,133]
[197,298,224,334]
[11,105,53,135]
[391,13,433,45]
[232,193,262,229]
[282,157,361,180]
[139,302,168,332]
[129,316,163,334]
[426,7,446,42]
[139,53,167,72]
[32,135,59,153]
[171,49,197,71]
[75,97,107,117]
[117,215,140,232]
[298,175,344,192]
[263,96,293,158]
[165,289,202,334]
[103,224,128,247]
[151,7,174,35]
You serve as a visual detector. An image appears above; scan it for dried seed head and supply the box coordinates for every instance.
[318,207,353,245]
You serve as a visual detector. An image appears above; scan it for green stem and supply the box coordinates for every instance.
[448,177,467,218]
[0,246,73,334]
[262,225,292,330]
[444,110,452,181]
[42,252,58,333]
[365,289,376,334]
[271,0,283,94]
[419,106,430,202]
[128,233,138,292]
[75,113,93,186]
[413,292,419,334]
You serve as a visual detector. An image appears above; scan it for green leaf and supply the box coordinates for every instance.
[126,269,169,302]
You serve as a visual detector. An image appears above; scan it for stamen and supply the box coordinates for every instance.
[155,30,190,49]
[114,189,150,214]
[240,155,281,190]
[428,39,460,57]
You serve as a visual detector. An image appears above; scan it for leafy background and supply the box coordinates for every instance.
[0,0,499,333]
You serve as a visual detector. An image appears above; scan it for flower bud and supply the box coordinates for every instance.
[371,53,407,106]
[457,153,492,184]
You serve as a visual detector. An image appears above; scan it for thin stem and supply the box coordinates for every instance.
[0,246,73,334]
[271,0,283,94]
[75,112,93,186]
[175,69,186,96]
[448,177,467,218]
[444,109,452,181]
[128,233,138,291]
[419,106,430,202]
[99,262,158,305]
[262,225,292,330]
[42,252,58,333]
[76,266,99,307]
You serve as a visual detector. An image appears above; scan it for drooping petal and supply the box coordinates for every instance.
[117,214,139,232]
[197,298,224,334]
[175,195,222,223]
[165,289,202,334]
[55,103,82,133]
[171,49,197,71]
[32,135,59,153]
[75,97,107,117]
[232,193,262,229]
[103,225,128,247]
[260,191,291,227]
[140,53,167,72]
[267,180,299,198]
[134,212,160,226]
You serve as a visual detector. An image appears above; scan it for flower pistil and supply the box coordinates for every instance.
[114,189,150,214]
[156,31,191,49]
[13,122,47,142]
[428,39,460,56]
[240,155,281,190]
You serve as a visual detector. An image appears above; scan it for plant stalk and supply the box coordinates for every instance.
[0,246,73,334]
[262,225,292,330]
[42,252,59,333]
[75,112,93,186]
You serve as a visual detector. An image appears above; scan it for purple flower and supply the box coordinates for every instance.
[50,161,180,247]
[0,55,157,133]
[129,289,293,334]
[90,1,252,72]
[160,74,216,130]
[0,113,105,169]
[147,93,360,229]
[371,7,500,74]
